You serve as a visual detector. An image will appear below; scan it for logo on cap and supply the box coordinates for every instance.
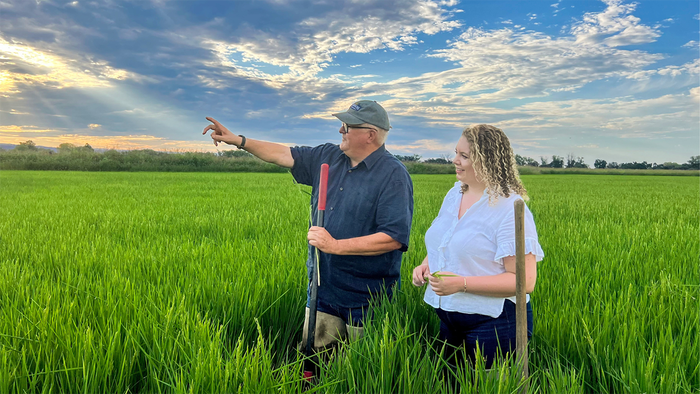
[350,103,361,111]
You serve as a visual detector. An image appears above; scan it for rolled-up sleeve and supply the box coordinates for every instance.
[290,145,326,186]
[375,171,413,252]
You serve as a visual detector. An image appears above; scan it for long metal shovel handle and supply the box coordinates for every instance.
[304,163,329,382]
[514,199,528,394]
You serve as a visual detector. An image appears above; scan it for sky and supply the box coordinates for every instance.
[0,0,698,165]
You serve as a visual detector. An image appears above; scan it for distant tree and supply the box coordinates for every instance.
[58,143,77,153]
[687,155,700,170]
[220,150,253,158]
[82,143,94,152]
[620,161,651,170]
[651,162,673,170]
[594,159,607,169]
[424,157,451,164]
[566,153,576,168]
[516,154,539,167]
[15,140,38,151]
[607,162,619,169]
[660,162,680,170]
[540,156,549,167]
[133,149,161,156]
[394,154,421,162]
[572,157,588,168]
[550,155,564,168]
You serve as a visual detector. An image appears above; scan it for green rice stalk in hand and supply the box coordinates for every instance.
[424,271,459,280]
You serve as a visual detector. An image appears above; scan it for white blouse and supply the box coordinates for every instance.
[423,182,545,318]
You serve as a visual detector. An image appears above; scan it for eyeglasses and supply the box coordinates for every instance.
[342,123,377,134]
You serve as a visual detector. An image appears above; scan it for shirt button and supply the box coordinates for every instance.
[339,187,343,191]
[348,170,352,173]
[330,207,334,210]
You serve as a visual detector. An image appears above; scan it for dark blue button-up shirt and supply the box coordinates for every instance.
[290,143,414,309]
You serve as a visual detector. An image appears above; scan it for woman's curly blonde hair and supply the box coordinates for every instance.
[460,124,528,202]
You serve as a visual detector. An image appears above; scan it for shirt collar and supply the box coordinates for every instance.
[359,144,386,170]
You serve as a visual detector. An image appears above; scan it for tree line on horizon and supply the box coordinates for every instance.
[4,140,700,172]
[514,153,700,171]
[395,152,700,171]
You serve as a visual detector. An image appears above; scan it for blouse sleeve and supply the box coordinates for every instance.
[494,198,545,264]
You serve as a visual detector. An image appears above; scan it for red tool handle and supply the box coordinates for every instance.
[318,163,329,211]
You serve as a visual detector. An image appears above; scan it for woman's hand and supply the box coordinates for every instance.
[412,263,430,286]
[428,271,463,296]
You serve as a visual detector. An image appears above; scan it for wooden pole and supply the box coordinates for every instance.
[514,199,529,394]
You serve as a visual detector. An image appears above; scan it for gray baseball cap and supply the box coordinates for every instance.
[332,100,391,131]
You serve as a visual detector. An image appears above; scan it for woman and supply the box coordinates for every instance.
[412,124,544,369]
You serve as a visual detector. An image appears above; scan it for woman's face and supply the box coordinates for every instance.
[453,136,477,185]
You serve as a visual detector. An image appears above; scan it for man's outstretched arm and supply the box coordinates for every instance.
[203,117,294,168]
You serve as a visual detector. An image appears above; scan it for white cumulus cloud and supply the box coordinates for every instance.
[570,0,660,47]
[204,0,460,78]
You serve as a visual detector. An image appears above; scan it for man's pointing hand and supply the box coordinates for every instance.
[203,117,239,147]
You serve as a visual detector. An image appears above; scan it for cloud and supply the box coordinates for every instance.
[0,37,141,95]
[203,0,461,78]
[88,123,101,129]
[0,108,30,115]
[570,0,660,47]
[683,41,698,49]
[387,138,455,154]
[317,0,684,129]
[625,59,699,79]
[0,125,55,134]
[0,124,221,151]
[422,24,661,98]
[498,89,698,138]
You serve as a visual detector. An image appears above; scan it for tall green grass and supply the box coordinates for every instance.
[0,172,697,393]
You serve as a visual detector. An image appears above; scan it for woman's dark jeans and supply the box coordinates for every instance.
[435,300,533,369]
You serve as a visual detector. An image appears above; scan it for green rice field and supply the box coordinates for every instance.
[0,171,697,393]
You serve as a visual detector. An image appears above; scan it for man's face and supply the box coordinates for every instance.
[338,123,376,153]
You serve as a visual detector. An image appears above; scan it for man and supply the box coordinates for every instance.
[203,100,413,348]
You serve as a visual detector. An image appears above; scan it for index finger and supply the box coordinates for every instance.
[205,117,221,127]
